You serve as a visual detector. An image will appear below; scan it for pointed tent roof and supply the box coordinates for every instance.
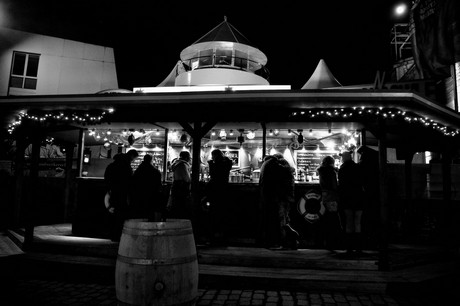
[180,17,267,65]
[301,59,342,89]
[156,61,181,87]
[192,16,253,45]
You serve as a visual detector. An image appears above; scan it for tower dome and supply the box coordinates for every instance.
[175,17,270,86]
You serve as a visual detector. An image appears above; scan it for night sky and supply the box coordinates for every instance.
[0,0,409,90]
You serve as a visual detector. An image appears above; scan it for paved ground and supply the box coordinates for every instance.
[1,230,457,305]
[0,277,453,306]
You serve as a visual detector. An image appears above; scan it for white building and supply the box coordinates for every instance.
[0,27,118,96]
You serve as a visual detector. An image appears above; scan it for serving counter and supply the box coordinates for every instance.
[72,177,320,245]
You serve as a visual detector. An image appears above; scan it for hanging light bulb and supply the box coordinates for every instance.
[219,129,227,138]
[309,129,313,136]
[288,129,292,135]
[229,129,234,136]
[247,130,255,139]
[269,129,273,136]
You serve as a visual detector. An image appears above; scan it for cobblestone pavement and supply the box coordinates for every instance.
[1,278,448,306]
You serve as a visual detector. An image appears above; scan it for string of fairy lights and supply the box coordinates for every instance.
[290,107,460,137]
[7,109,114,134]
[5,107,460,138]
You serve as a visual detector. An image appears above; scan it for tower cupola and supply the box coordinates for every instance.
[175,17,270,86]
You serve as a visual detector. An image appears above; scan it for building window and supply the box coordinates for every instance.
[10,52,40,90]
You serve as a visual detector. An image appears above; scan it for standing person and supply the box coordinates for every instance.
[167,151,192,220]
[338,150,365,256]
[131,154,163,221]
[207,149,233,244]
[104,149,138,241]
[259,153,298,250]
[317,155,343,250]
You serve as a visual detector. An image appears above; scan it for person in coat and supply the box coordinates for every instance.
[317,155,343,250]
[167,151,192,220]
[206,149,233,244]
[104,149,138,241]
[131,154,163,221]
[259,153,298,250]
[338,150,365,256]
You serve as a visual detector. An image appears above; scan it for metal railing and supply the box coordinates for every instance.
[178,55,270,81]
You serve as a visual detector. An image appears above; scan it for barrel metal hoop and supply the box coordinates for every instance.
[122,228,193,236]
[117,297,197,306]
[117,253,197,266]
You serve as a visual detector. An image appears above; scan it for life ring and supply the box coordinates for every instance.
[104,191,111,209]
[297,190,325,224]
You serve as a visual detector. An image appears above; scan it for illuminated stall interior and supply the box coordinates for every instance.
[78,121,362,184]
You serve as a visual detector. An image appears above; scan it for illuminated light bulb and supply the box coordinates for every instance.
[269,129,273,136]
[288,129,292,135]
[247,130,255,139]
[309,129,313,136]
[107,129,112,135]
[156,129,160,136]
[395,3,408,16]
[219,129,227,138]
[229,129,234,136]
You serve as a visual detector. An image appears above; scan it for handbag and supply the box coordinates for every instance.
[323,200,338,212]
[321,191,338,212]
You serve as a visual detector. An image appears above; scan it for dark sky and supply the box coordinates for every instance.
[1,0,409,90]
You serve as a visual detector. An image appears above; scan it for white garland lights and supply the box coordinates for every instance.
[290,107,460,137]
[7,109,113,134]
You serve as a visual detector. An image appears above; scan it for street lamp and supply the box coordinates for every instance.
[394,2,409,18]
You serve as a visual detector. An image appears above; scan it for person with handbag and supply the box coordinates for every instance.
[338,151,365,257]
[259,153,299,250]
[317,155,343,250]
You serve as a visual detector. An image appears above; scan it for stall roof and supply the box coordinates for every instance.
[1,89,459,152]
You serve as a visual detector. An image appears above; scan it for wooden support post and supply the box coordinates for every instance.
[13,133,26,227]
[23,132,42,250]
[162,128,169,183]
[179,121,215,239]
[261,123,267,159]
[377,126,390,271]
[63,143,75,222]
[76,129,85,177]
[441,150,452,247]
[404,152,414,235]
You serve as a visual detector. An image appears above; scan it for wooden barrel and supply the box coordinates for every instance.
[115,219,198,306]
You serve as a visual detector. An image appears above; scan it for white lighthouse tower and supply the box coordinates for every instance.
[174,17,270,87]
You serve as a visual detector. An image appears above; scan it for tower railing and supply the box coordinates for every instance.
[179,55,270,81]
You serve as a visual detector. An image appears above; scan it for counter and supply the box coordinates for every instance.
[72,177,320,244]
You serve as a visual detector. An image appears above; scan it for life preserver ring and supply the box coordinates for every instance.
[297,190,325,224]
[104,191,111,209]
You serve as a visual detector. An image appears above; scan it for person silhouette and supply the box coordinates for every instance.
[131,154,163,221]
[104,149,138,241]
